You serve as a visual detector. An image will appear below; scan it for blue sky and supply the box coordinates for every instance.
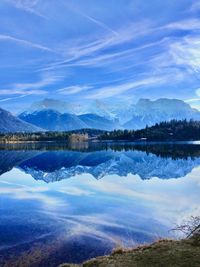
[0,0,200,112]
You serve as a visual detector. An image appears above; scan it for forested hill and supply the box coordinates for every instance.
[0,129,105,143]
[1,120,200,142]
[100,120,200,141]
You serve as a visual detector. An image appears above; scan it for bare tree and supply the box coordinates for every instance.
[173,216,200,238]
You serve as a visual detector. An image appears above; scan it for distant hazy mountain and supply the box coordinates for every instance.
[76,100,115,118]
[19,109,118,131]
[19,109,87,131]
[29,98,77,114]
[0,108,41,133]
[78,114,120,131]
[123,98,200,129]
[28,98,114,118]
[19,98,200,131]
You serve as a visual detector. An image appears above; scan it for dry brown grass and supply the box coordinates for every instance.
[60,235,200,267]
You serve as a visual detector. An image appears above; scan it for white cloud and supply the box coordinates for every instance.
[0,94,28,102]
[14,75,60,90]
[1,3,200,102]
[169,36,200,73]
[41,17,200,77]
[41,21,152,71]
[0,89,47,96]
[86,76,169,99]
[68,39,166,69]
[78,11,119,37]
[66,3,119,37]
[6,0,47,19]
[165,18,200,31]
[189,1,200,12]
[0,74,61,98]
[195,89,200,97]
[184,100,200,111]
[57,85,92,95]
[0,34,54,52]
[185,97,200,103]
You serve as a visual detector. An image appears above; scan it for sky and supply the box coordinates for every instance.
[0,0,200,112]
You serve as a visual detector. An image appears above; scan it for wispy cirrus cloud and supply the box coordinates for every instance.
[0,34,54,52]
[168,36,200,74]
[0,89,48,104]
[1,0,200,109]
[165,18,200,31]
[184,89,200,110]
[189,1,200,12]
[0,89,47,96]
[57,85,92,95]
[41,17,200,75]
[41,21,152,71]
[86,76,169,99]
[76,11,119,37]
[13,75,61,91]
[57,38,174,72]
[3,16,199,103]
[64,1,119,36]
[185,98,200,103]
[0,94,29,103]
[5,0,47,19]
[0,74,62,102]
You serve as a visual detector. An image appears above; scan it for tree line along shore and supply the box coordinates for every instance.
[1,120,200,143]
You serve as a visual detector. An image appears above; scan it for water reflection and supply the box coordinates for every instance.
[0,142,199,267]
[0,142,200,181]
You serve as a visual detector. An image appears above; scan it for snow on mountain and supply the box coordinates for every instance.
[75,100,115,119]
[27,98,114,118]
[122,98,200,129]
[0,107,42,133]
[20,98,200,130]
[29,98,77,114]
[19,109,88,131]
[78,114,120,131]
[19,109,119,131]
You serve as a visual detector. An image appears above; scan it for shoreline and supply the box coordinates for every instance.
[59,235,200,267]
[0,140,200,144]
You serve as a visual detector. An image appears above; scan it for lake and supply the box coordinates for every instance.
[0,142,199,267]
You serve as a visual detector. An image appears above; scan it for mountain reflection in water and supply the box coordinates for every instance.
[0,142,199,267]
[1,142,200,181]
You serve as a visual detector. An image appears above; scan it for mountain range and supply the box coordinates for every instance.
[0,98,200,132]
[19,110,88,131]
[0,108,41,133]
[19,110,119,131]
[18,98,200,131]
[123,99,200,129]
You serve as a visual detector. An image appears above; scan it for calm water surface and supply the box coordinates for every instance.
[0,142,199,267]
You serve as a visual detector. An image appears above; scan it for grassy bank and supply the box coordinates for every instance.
[59,234,200,267]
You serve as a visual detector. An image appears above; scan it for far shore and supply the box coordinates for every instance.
[1,139,200,144]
